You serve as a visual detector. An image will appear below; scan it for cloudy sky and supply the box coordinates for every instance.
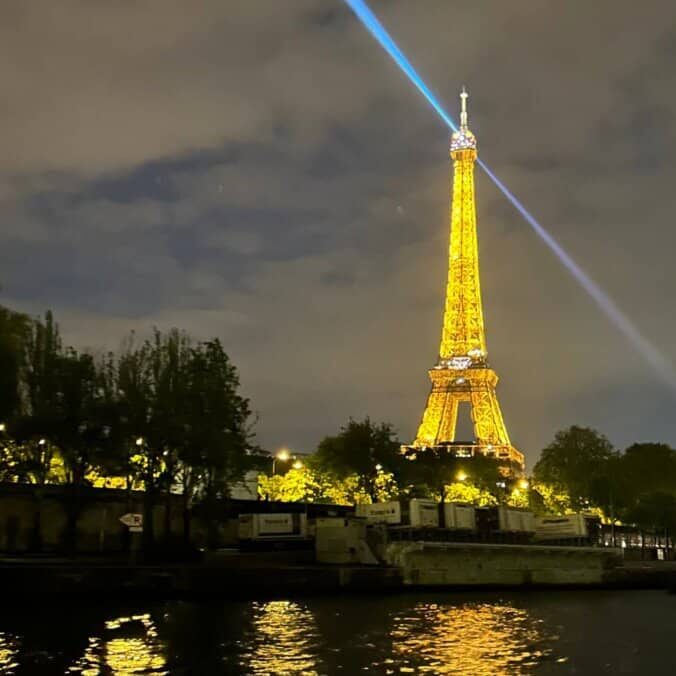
[1,0,676,466]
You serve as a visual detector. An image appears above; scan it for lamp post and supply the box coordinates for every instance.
[273,448,291,475]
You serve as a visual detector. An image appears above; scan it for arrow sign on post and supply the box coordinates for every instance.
[119,513,143,532]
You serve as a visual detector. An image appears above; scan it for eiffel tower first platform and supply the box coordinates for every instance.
[408,88,524,470]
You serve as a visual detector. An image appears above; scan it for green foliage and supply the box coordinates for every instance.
[529,482,573,516]
[533,426,617,509]
[0,309,255,502]
[0,306,30,422]
[181,338,253,499]
[443,481,498,506]
[400,446,504,502]
[623,491,676,532]
[314,418,402,500]
[256,465,399,505]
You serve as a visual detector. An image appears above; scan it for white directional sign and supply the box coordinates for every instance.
[119,513,143,532]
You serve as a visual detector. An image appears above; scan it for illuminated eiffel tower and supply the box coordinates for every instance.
[410,88,524,469]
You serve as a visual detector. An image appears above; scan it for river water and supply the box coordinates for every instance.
[0,590,673,674]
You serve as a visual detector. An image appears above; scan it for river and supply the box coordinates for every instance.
[0,590,673,674]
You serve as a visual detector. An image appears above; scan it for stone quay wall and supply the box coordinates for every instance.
[385,541,624,586]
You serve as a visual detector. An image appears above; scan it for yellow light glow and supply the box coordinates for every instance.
[375,463,383,471]
[0,423,5,433]
[292,460,303,470]
[456,471,468,482]
[519,479,530,490]
[243,601,320,674]
[411,91,523,470]
[38,438,46,446]
[70,613,166,674]
[276,448,291,462]
[390,601,562,673]
[135,437,144,446]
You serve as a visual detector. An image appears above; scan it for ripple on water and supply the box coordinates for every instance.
[0,632,20,675]
[67,613,167,675]
[239,600,322,675]
[389,601,563,675]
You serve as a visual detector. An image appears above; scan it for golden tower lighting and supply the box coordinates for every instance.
[411,88,524,469]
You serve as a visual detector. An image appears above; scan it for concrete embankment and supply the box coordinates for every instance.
[1,549,675,599]
[383,541,676,589]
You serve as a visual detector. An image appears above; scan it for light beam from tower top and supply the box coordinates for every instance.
[342,0,676,394]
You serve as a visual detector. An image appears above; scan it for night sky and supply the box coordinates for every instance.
[2,1,676,466]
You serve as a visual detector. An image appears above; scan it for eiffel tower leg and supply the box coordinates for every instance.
[470,385,510,446]
[438,395,459,444]
[415,388,458,447]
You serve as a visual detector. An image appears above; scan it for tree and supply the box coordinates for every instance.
[0,306,30,424]
[617,443,676,503]
[400,447,504,506]
[314,418,402,501]
[624,492,676,534]
[181,339,253,547]
[534,426,617,509]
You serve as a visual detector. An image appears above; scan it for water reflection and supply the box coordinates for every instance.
[240,600,321,675]
[0,632,19,674]
[391,601,563,674]
[68,613,167,675]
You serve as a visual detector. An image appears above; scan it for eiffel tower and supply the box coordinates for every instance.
[410,88,524,469]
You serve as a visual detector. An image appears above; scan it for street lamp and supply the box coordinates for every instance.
[0,423,5,433]
[375,463,383,472]
[292,460,303,470]
[135,437,144,447]
[38,438,46,446]
[456,470,468,482]
[273,448,291,475]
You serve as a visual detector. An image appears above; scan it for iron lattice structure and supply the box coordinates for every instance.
[411,89,524,469]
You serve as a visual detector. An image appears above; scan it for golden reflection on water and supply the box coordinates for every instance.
[390,602,562,675]
[0,632,19,674]
[68,613,167,675]
[241,600,320,675]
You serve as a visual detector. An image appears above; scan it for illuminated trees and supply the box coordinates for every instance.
[314,418,402,501]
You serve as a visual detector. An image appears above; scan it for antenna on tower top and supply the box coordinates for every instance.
[460,86,469,131]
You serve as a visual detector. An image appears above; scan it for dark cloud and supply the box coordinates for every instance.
[2,0,676,464]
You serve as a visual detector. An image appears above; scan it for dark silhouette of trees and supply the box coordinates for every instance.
[533,425,617,509]
[0,306,256,553]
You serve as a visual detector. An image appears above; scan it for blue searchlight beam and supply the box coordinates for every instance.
[343,0,676,391]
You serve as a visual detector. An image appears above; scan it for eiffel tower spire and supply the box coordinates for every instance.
[411,89,524,469]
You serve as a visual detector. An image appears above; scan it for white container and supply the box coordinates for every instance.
[498,507,535,533]
[315,517,367,564]
[409,499,439,528]
[355,501,401,525]
[444,503,477,530]
[534,514,587,541]
[238,513,307,540]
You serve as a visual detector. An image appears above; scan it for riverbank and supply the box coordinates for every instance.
[1,551,675,599]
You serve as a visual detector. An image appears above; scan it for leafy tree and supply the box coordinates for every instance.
[258,466,326,503]
[314,418,402,501]
[401,446,505,504]
[181,339,253,547]
[0,306,30,423]
[623,492,676,534]
[617,443,676,503]
[534,426,617,509]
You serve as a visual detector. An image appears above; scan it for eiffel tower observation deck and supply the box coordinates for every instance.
[410,88,524,470]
